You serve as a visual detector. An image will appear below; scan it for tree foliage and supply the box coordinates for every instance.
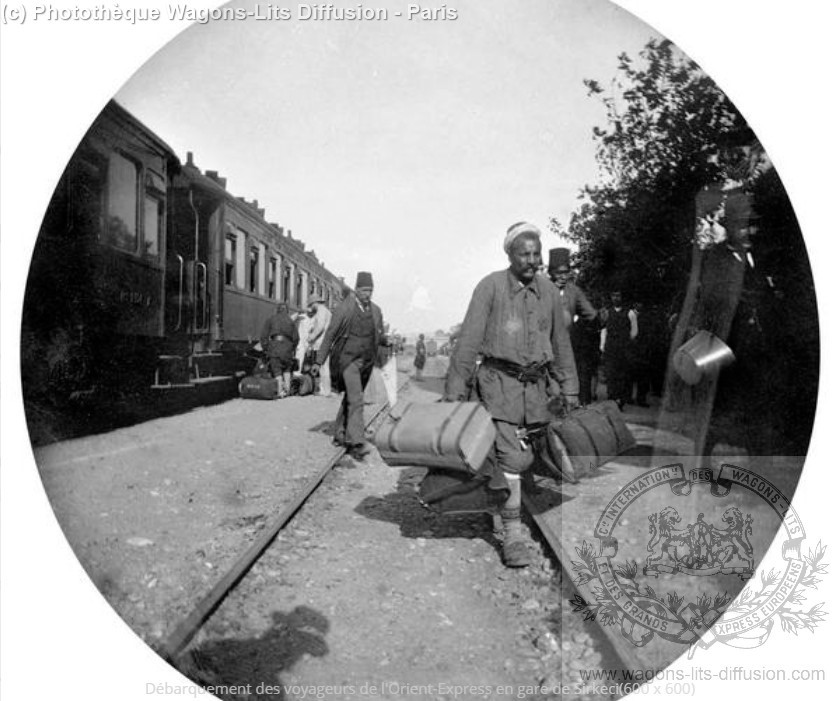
[566,39,754,304]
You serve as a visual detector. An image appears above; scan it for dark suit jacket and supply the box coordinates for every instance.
[316,294,386,391]
[555,281,597,328]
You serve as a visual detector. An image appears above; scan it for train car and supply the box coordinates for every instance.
[170,153,345,380]
[22,100,347,407]
[22,101,177,401]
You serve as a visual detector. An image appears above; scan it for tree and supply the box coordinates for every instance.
[566,40,817,452]
[566,39,753,303]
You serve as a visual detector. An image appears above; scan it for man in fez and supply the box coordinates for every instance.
[548,247,599,405]
[444,222,579,567]
[313,272,388,460]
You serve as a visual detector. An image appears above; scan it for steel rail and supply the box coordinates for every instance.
[161,376,410,663]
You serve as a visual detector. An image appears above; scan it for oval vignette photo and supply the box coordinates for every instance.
[16,1,821,699]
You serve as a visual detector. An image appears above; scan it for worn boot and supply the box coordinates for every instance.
[500,473,531,567]
[501,510,531,567]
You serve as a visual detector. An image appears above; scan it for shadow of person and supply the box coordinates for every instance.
[177,606,329,701]
[354,467,501,553]
[307,419,334,435]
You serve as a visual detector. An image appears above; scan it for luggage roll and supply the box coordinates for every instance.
[239,376,280,400]
[373,401,496,473]
[539,400,636,480]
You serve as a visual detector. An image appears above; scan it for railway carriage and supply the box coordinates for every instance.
[22,100,344,406]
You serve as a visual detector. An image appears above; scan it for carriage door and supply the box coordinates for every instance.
[187,190,211,344]
[166,187,213,344]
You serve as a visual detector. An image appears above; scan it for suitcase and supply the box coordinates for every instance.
[373,401,496,474]
[239,375,280,400]
[540,400,636,482]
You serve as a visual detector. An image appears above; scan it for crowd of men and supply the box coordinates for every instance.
[548,248,669,411]
[259,296,334,400]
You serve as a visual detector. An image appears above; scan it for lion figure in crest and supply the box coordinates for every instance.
[645,506,754,573]
[711,506,754,570]
[646,506,694,568]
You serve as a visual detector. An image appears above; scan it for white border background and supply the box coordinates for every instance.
[2,2,837,699]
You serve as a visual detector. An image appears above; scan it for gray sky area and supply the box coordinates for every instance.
[116,0,660,335]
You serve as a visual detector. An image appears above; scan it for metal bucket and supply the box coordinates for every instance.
[673,330,735,385]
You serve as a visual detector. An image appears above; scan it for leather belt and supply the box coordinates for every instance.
[270,334,290,341]
[482,357,549,383]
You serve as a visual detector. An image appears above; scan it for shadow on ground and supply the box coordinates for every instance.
[308,419,335,435]
[176,606,329,701]
[354,467,501,554]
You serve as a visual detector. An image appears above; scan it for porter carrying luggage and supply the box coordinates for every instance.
[239,376,280,400]
[373,401,496,473]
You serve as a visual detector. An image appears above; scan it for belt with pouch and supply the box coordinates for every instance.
[481,357,550,383]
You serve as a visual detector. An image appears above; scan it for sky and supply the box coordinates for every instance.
[2,2,839,701]
[113,0,660,335]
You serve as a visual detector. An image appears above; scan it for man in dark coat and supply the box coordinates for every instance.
[444,222,579,567]
[413,333,427,380]
[600,291,637,408]
[548,247,599,405]
[260,302,299,397]
[694,190,779,456]
[313,272,388,460]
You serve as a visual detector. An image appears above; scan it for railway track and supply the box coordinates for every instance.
[159,367,647,695]
[161,375,412,664]
[153,356,791,698]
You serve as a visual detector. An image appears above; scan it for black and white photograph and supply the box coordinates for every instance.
[2,1,837,700]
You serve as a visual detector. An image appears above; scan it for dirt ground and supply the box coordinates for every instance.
[32,356,620,701]
[179,358,621,701]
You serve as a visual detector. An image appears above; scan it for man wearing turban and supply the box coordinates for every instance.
[444,222,579,567]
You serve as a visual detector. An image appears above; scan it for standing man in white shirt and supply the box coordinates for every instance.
[307,297,332,396]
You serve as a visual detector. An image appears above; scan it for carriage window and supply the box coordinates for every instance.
[282,266,291,303]
[268,257,277,299]
[143,194,162,258]
[295,274,303,308]
[105,152,139,252]
[249,248,259,293]
[225,236,236,286]
[257,244,267,296]
[235,230,246,290]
